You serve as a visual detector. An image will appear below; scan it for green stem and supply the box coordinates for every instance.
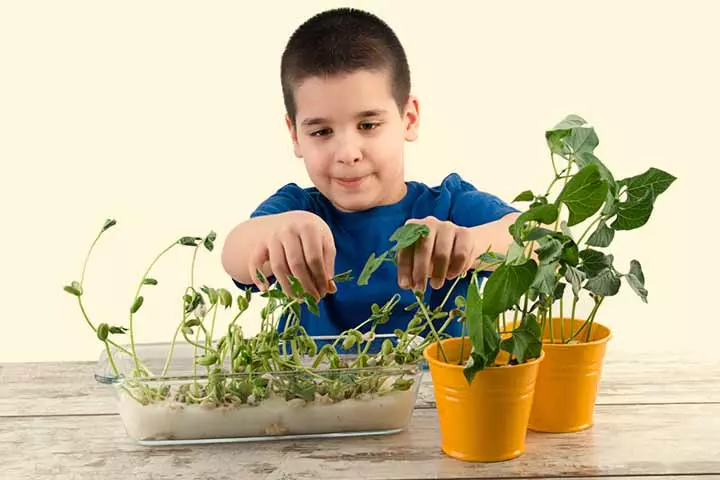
[560,295,565,343]
[585,296,604,343]
[416,293,447,362]
[577,215,605,245]
[103,340,120,377]
[458,319,467,366]
[128,241,178,374]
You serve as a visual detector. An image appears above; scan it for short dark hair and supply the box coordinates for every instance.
[280,8,411,124]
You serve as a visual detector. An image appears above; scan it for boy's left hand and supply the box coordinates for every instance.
[396,216,482,292]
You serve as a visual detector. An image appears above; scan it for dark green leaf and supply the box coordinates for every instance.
[501,314,542,363]
[586,220,615,247]
[97,323,109,341]
[510,204,559,242]
[288,275,304,298]
[565,266,586,297]
[553,281,567,300]
[142,277,158,285]
[561,239,580,266]
[557,164,609,226]
[478,251,506,264]
[130,296,144,314]
[204,231,217,252]
[526,227,556,241]
[102,219,117,231]
[576,152,616,191]
[579,249,612,277]
[178,236,201,246]
[64,281,83,296]
[390,223,430,250]
[585,268,621,296]
[463,350,485,384]
[255,269,267,284]
[531,263,559,296]
[611,189,654,231]
[483,260,538,317]
[536,237,563,265]
[109,325,127,334]
[184,318,202,328]
[619,167,677,203]
[505,242,527,266]
[545,114,590,156]
[465,274,485,358]
[513,190,535,202]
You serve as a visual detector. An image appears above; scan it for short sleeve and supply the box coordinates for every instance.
[447,175,519,228]
[250,183,313,218]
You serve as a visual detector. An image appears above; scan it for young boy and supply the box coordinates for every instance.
[221,8,519,337]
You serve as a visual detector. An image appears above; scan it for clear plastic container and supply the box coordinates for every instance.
[94,334,424,445]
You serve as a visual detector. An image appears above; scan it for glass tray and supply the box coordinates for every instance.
[94,334,425,446]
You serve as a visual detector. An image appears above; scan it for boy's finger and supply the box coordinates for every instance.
[431,227,454,289]
[284,235,320,299]
[396,244,413,290]
[448,230,473,279]
[301,228,329,298]
[268,238,293,297]
[248,246,270,292]
[412,231,435,292]
[322,233,337,293]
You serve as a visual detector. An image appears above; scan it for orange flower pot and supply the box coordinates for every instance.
[423,337,543,462]
[528,317,612,433]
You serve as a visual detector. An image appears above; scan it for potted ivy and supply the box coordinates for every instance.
[505,114,676,433]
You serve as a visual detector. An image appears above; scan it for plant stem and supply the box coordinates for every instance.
[458,319,467,366]
[560,295,565,343]
[416,293,447,362]
[128,241,178,374]
[585,296,604,342]
[103,340,120,377]
[577,215,604,245]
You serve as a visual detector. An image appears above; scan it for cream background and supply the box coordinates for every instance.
[1,1,717,363]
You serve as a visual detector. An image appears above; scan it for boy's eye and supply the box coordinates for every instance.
[359,121,380,130]
[310,128,332,137]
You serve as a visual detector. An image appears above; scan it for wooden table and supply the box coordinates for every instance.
[2,350,719,479]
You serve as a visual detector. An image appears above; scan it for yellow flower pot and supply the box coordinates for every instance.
[423,337,544,462]
[528,317,612,433]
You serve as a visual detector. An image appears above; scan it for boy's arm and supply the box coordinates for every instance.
[469,211,520,269]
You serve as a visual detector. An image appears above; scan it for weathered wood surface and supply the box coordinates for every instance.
[2,404,719,480]
[2,352,718,417]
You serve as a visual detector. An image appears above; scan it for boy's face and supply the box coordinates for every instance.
[286,69,419,213]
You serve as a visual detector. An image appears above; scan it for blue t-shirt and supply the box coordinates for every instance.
[232,173,517,338]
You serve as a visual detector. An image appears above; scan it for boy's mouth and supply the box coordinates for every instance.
[334,176,368,188]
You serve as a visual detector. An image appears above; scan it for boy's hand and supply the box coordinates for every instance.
[248,211,336,300]
[397,216,482,292]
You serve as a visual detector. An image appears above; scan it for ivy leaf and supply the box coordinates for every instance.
[579,249,613,277]
[565,266,586,297]
[557,164,609,226]
[390,223,430,250]
[585,268,621,296]
[513,190,535,202]
[510,204,559,243]
[531,262,559,296]
[586,220,615,248]
[483,260,538,318]
[625,260,648,303]
[501,314,542,364]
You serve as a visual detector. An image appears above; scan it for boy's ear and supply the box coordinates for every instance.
[285,114,303,158]
[403,95,420,142]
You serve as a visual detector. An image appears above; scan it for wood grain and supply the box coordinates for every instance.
[2,352,719,417]
[2,404,719,480]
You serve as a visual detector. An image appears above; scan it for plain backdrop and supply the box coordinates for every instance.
[1,0,717,363]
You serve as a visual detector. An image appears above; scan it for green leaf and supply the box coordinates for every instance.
[130,296,144,314]
[97,323,109,341]
[142,277,158,285]
[332,269,353,283]
[478,251,506,264]
[63,281,83,296]
[288,275,304,298]
[463,350,485,384]
[510,204,559,242]
[579,249,612,277]
[611,189,654,231]
[109,325,128,334]
[620,167,677,203]
[217,288,232,308]
[357,251,388,286]
[483,260,538,318]
[526,227,556,241]
[561,239,580,266]
[585,268,621,296]
[536,237,563,265]
[204,231,217,252]
[501,314,542,363]
[557,164,609,226]
[564,266,586,297]
[304,294,320,315]
[178,236,201,246]
[184,318,202,328]
[513,190,535,202]
[545,114,591,156]
[586,220,615,247]
[531,263,559,296]
[255,269,267,285]
[553,281,567,300]
[576,152,617,191]
[390,223,430,250]
[505,242,527,266]
[237,293,249,311]
[102,219,117,231]
[465,274,485,359]
[626,260,648,303]
[201,286,218,305]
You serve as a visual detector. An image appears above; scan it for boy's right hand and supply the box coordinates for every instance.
[248,211,337,300]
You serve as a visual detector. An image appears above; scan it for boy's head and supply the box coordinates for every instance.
[280,8,420,213]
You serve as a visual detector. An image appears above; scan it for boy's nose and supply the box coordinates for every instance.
[334,135,362,164]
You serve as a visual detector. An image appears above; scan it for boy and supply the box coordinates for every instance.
[221,8,519,337]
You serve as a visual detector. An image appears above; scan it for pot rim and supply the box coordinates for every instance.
[542,318,613,348]
[422,337,545,372]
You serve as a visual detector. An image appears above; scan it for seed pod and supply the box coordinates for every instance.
[381,339,394,356]
[196,353,218,366]
[96,323,109,341]
[342,335,356,350]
